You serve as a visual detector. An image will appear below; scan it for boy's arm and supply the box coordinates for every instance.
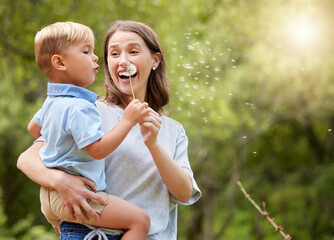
[84,116,134,159]
[84,99,149,159]
[27,118,42,139]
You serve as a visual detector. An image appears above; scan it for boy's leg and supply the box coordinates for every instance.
[92,195,150,240]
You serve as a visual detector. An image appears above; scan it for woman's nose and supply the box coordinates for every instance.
[119,52,129,68]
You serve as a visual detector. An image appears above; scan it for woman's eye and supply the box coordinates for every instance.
[83,51,89,54]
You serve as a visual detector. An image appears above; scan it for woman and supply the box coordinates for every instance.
[17,20,201,240]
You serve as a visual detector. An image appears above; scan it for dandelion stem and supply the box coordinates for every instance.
[128,68,135,100]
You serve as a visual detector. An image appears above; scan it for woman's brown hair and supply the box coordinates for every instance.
[102,20,169,114]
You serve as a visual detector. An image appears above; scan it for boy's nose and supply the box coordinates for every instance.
[93,54,98,62]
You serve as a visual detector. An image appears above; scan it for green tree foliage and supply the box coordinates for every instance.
[0,0,333,239]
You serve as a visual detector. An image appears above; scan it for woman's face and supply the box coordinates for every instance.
[107,30,160,102]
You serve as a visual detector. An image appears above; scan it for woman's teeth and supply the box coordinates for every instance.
[119,71,137,78]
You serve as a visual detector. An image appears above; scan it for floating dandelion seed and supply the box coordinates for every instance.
[183,63,194,69]
[212,57,216,61]
[179,55,184,59]
[227,48,232,52]
[243,136,247,139]
[187,45,195,50]
[232,66,237,69]
[231,59,236,62]
[329,129,333,134]
[190,100,196,105]
[219,53,224,56]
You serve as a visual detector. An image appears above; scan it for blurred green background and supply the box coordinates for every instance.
[0,0,333,239]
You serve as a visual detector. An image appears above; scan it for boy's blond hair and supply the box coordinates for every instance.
[34,21,94,77]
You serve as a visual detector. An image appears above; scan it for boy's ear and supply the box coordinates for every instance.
[51,54,66,71]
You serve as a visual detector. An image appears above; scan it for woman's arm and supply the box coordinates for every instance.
[139,109,193,203]
[17,142,106,221]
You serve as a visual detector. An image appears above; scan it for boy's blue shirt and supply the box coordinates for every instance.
[34,83,106,190]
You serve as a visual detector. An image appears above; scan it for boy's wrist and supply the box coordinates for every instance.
[120,116,136,128]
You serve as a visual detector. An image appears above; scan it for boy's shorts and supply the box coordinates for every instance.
[40,186,108,227]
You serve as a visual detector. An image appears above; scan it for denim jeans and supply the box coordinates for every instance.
[59,222,123,240]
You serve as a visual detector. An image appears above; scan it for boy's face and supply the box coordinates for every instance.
[61,39,99,87]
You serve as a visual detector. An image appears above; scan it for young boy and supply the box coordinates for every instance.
[28,21,150,239]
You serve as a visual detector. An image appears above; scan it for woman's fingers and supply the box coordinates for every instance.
[55,173,106,222]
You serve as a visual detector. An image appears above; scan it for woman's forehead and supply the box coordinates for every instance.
[108,31,146,48]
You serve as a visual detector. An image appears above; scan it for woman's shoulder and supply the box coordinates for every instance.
[96,99,123,118]
[161,115,187,136]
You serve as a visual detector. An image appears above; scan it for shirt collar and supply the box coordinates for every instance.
[47,83,99,104]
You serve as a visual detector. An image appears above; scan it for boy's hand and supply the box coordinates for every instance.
[123,99,150,126]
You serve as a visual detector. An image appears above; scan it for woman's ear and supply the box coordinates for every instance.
[51,54,66,71]
[153,52,161,69]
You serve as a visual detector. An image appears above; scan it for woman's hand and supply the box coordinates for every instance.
[139,108,193,202]
[53,171,107,222]
[139,107,162,147]
[17,141,106,222]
